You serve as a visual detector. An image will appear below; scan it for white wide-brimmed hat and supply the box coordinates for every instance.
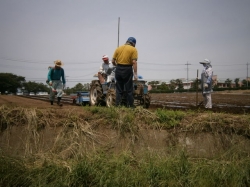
[199,59,211,64]
[54,60,64,67]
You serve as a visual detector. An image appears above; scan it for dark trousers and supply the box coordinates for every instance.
[115,65,134,107]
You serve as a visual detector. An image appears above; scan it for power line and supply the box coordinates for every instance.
[0,57,50,64]
[0,57,247,66]
[0,57,100,64]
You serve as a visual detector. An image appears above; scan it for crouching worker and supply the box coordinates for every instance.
[76,92,83,105]
[47,60,66,106]
[98,55,113,84]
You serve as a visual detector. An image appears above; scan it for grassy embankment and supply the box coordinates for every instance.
[0,105,250,186]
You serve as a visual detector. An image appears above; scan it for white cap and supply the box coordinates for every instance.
[199,59,211,64]
[102,55,109,60]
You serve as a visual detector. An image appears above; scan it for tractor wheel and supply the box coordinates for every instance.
[106,89,116,107]
[90,80,103,106]
[143,93,151,108]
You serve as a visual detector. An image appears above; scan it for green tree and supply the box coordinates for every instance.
[242,79,250,88]
[157,82,169,91]
[148,81,160,90]
[191,78,201,90]
[22,81,49,93]
[225,78,232,88]
[169,79,176,90]
[71,83,85,92]
[234,78,240,88]
[0,73,25,94]
[64,87,73,95]
[176,79,184,90]
[63,83,90,95]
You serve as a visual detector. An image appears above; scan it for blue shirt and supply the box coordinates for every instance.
[47,67,66,84]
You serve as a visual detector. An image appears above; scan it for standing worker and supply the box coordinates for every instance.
[47,60,66,106]
[199,59,213,108]
[112,37,138,108]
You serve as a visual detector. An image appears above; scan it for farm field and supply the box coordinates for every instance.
[150,90,250,114]
[1,90,250,113]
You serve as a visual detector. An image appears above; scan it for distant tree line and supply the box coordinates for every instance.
[64,83,89,95]
[0,73,50,94]
[148,79,185,93]
[0,73,89,95]
[148,78,250,93]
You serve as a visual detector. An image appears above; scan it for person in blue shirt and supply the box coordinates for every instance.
[47,60,66,106]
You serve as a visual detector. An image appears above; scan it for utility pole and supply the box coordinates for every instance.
[185,62,191,89]
[247,62,249,89]
[196,69,199,106]
[118,17,120,47]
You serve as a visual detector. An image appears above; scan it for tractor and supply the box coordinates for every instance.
[89,67,151,108]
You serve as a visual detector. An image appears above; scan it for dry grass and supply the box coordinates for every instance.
[1,105,250,186]
[0,105,250,159]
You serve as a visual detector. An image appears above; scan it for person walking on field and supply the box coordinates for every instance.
[199,59,213,108]
[112,37,138,108]
[47,60,66,106]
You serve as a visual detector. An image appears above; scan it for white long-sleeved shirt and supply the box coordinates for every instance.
[99,61,113,74]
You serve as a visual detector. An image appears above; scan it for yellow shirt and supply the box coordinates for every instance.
[113,44,138,65]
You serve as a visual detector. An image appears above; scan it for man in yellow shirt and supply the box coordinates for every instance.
[112,37,138,107]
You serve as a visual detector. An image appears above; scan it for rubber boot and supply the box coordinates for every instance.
[57,97,63,106]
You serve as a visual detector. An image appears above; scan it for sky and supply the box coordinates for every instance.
[0,0,250,88]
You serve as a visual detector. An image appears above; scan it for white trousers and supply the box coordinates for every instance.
[203,93,212,108]
[49,80,63,101]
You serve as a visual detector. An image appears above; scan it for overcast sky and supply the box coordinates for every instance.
[0,0,249,88]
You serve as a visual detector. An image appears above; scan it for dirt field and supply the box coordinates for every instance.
[150,90,250,114]
[0,95,72,109]
[1,90,250,113]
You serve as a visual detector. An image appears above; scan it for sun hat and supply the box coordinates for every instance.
[54,60,64,67]
[102,55,109,60]
[199,59,211,64]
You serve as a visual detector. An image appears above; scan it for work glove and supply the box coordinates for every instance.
[204,83,208,88]
[49,81,52,86]
[134,72,138,80]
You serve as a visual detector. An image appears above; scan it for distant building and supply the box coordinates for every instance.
[148,75,248,90]
[16,88,23,95]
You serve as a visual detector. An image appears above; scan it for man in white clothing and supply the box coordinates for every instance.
[98,55,114,83]
[199,59,213,108]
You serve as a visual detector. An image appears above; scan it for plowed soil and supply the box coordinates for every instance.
[150,90,250,114]
[0,90,250,113]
